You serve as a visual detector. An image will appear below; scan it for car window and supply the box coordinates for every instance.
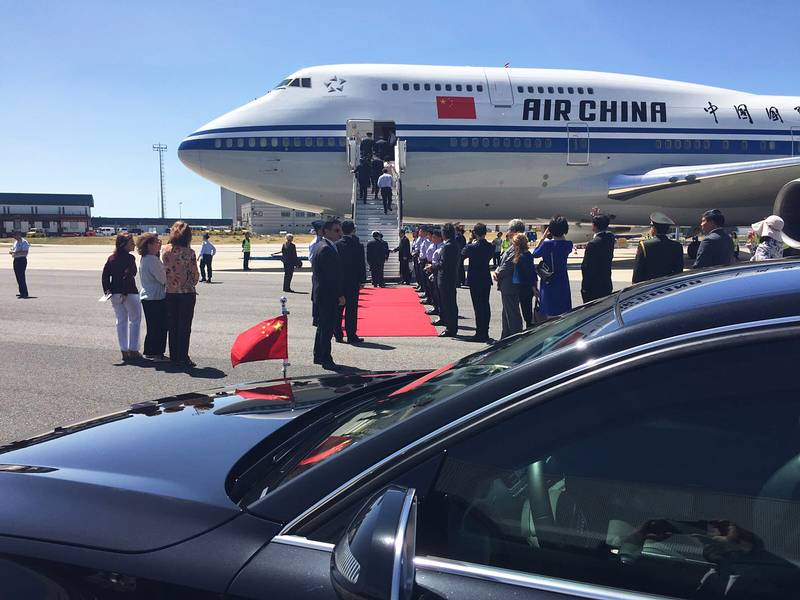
[416,338,800,599]
[275,300,618,486]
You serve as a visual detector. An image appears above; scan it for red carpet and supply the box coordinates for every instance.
[351,287,437,337]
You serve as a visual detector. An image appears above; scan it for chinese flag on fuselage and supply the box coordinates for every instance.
[230,315,288,367]
[436,96,476,119]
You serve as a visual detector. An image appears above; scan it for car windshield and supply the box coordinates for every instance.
[271,297,620,488]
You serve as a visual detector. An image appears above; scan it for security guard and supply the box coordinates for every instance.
[632,212,685,283]
[241,231,251,271]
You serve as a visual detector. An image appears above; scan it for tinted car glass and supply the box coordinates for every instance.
[275,299,618,486]
[417,337,800,599]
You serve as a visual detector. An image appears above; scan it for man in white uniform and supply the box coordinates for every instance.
[9,231,30,298]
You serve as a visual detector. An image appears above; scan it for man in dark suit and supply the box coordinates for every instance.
[632,212,685,283]
[454,225,467,287]
[353,160,371,204]
[366,231,389,287]
[359,132,374,162]
[392,229,412,284]
[334,220,365,345]
[580,213,616,303]
[370,156,384,200]
[461,222,495,342]
[693,209,735,269]
[435,223,460,337]
[312,218,345,370]
[374,136,390,161]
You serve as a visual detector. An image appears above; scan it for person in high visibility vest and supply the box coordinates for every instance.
[241,232,251,271]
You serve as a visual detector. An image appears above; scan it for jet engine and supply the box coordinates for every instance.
[773,178,800,246]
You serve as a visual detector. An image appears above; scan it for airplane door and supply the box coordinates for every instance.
[567,122,590,165]
[346,119,374,167]
[395,139,407,173]
[483,68,514,107]
[792,127,800,156]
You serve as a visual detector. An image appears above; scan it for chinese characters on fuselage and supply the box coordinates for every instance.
[734,103,753,124]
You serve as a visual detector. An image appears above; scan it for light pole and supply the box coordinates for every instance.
[179,202,183,219]
[152,143,167,219]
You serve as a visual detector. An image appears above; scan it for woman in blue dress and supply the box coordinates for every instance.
[533,216,573,318]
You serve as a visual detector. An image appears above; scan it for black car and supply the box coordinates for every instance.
[3,261,800,600]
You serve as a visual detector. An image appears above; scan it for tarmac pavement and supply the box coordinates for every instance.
[0,244,640,445]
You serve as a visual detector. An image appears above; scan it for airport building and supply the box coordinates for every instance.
[0,193,93,236]
[222,188,321,233]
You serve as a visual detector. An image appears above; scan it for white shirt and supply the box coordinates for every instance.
[11,238,30,258]
[426,241,440,262]
[418,238,431,259]
[199,240,216,256]
[431,243,445,266]
[377,173,393,188]
[308,235,322,264]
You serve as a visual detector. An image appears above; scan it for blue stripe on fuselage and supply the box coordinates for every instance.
[178,136,797,155]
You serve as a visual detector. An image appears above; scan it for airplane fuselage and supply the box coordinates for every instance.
[178,64,800,226]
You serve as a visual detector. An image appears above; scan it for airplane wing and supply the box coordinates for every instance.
[608,156,800,203]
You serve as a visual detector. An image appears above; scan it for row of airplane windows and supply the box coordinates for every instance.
[517,85,595,95]
[213,137,347,149]
[449,137,780,151]
[211,137,782,151]
[378,82,597,95]
[381,82,485,93]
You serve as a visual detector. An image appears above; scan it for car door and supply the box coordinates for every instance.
[229,329,800,600]
[412,332,800,599]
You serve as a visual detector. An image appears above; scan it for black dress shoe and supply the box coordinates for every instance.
[320,361,339,371]
[431,319,443,326]
[470,335,491,343]
[425,309,439,315]
[335,337,345,343]
[348,337,364,344]
[438,331,453,337]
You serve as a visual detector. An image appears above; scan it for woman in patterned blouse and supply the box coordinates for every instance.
[749,215,795,262]
[162,221,200,367]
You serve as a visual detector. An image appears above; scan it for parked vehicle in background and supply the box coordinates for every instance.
[96,227,116,236]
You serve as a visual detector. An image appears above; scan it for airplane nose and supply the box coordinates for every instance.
[178,136,204,176]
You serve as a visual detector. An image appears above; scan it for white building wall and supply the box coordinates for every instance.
[228,189,321,234]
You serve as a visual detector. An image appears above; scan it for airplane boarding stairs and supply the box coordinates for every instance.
[350,172,402,281]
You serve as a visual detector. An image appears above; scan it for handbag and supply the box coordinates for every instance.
[536,257,554,284]
[294,258,303,269]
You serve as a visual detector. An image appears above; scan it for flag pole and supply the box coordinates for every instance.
[280,296,290,381]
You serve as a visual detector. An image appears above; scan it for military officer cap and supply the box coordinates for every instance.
[649,212,675,226]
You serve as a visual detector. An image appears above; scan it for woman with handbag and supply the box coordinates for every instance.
[511,234,538,328]
[533,216,573,318]
[274,233,298,292]
[494,233,524,339]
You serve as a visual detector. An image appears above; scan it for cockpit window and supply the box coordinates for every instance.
[273,77,311,90]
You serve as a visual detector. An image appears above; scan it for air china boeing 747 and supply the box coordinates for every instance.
[178,64,800,239]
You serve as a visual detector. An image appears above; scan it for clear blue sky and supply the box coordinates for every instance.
[1,0,797,218]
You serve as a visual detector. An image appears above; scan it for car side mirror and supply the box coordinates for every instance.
[331,485,417,600]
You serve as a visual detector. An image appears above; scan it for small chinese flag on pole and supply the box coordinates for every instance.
[231,315,288,367]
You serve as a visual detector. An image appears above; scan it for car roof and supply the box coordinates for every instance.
[616,259,800,329]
